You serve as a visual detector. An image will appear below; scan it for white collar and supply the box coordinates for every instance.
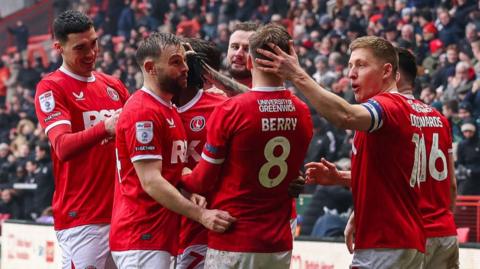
[177,90,203,113]
[59,65,96,82]
[390,90,414,100]
[251,86,286,92]
[140,87,173,108]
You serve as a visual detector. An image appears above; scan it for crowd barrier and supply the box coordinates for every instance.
[1,220,480,269]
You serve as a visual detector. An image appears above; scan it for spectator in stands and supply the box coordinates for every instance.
[442,61,474,103]
[0,59,10,107]
[30,142,53,219]
[457,121,480,195]
[117,0,136,40]
[7,20,29,59]
[0,189,22,219]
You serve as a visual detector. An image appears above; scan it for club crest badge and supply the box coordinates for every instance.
[190,116,206,132]
[39,91,55,113]
[107,87,120,101]
[136,121,153,144]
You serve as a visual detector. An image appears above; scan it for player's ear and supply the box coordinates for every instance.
[246,54,253,70]
[53,41,63,54]
[144,59,156,75]
[383,63,393,79]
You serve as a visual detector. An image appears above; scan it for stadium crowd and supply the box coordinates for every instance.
[0,0,479,239]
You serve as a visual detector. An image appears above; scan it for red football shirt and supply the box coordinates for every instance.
[352,92,431,252]
[200,87,313,252]
[110,87,187,254]
[417,109,457,238]
[34,66,129,230]
[177,90,227,253]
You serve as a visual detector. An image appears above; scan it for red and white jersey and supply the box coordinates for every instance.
[177,90,227,254]
[418,111,457,238]
[178,90,228,170]
[34,66,129,230]
[110,87,187,254]
[352,92,437,252]
[202,87,313,252]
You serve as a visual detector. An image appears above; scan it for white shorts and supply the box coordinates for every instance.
[176,244,207,269]
[111,250,174,269]
[351,249,424,269]
[425,236,459,269]
[204,248,291,269]
[56,224,116,269]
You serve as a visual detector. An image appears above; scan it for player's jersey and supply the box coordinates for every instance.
[202,87,313,252]
[352,92,433,252]
[110,87,187,254]
[417,109,457,238]
[34,66,129,230]
[177,90,227,254]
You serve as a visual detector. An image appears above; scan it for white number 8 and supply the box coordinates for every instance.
[410,133,447,187]
[258,136,291,188]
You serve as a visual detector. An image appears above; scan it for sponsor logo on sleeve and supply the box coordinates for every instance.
[44,111,61,123]
[107,86,120,101]
[136,121,153,144]
[39,91,55,113]
[190,116,206,132]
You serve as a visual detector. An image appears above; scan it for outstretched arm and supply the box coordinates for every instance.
[255,42,372,131]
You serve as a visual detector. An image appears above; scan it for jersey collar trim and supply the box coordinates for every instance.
[390,90,414,100]
[177,90,203,113]
[59,66,96,82]
[251,86,286,92]
[140,87,173,108]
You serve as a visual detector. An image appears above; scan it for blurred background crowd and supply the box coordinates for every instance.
[0,0,480,238]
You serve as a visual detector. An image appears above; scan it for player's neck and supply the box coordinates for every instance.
[234,77,252,88]
[177,87,199,106]
[144,81,173,103]
[61,64,93,78]
[252,72,283,88]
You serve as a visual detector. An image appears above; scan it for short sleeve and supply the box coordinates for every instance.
[123,109,164,163]
[361,98,385,133]
[35,80,72,134]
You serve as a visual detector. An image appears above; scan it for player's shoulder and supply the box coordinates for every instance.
[203,91,228,104]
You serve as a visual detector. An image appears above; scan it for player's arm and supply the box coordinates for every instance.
[202,62,249,95]
[448,152,457,212]
[305,158,351,187]
[255,42,373,131]
[181,156,223,194]
[46,110,120,161]
[134,159,235,232]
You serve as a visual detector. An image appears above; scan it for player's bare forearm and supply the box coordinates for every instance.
[448,153,457,211]
[338,171,352,187]
[255,42,371,131]
[135,160,236,233]
[202,62,249,94]
[289,72,371,131]
[134,160,204,222]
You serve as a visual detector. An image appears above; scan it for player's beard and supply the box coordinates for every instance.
[227,65,252,80]
[158,74,187,95]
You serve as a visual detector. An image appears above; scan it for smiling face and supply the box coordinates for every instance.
[227,30,255,80]
[55,27,98,77]
[347,48,386,102]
